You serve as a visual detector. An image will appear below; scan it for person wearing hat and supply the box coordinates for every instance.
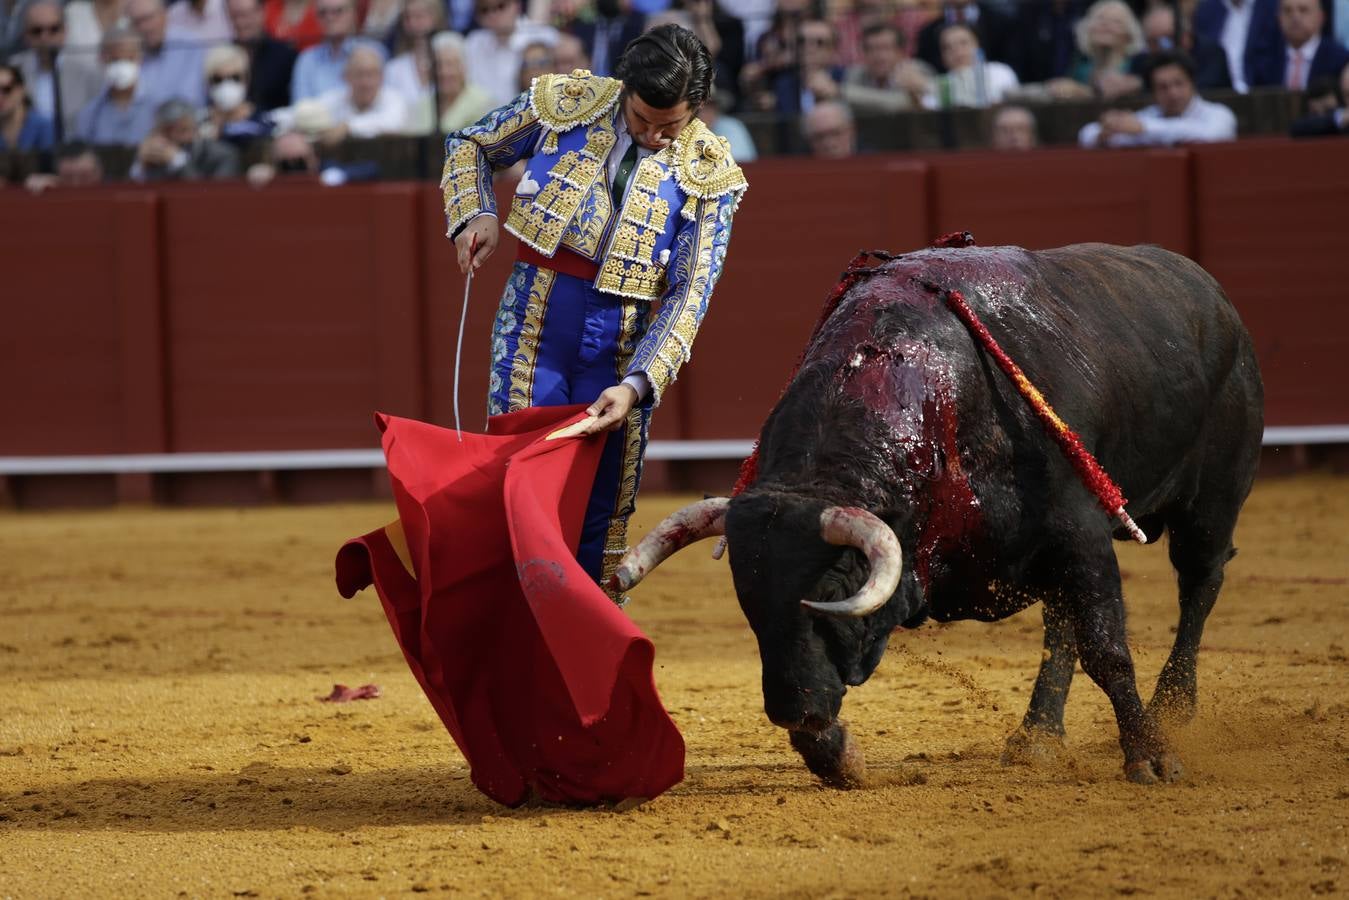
[444,23,747,602]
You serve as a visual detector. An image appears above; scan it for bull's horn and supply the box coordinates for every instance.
[609,497,729,593]
[801,507,903,617]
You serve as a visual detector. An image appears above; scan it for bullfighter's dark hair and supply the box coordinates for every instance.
[615,24,713,110]
[1144,49,1197,90]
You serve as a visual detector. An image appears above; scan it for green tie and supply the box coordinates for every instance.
[611,140,639,210]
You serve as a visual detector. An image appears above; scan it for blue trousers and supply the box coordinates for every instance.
[486,262,651,591]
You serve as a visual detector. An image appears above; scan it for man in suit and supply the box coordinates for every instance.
[1249,0,1349,88]
[9,0,101,140]
[1128,4,1232,90]
[227,0,296,111]
[1192,0,1280,91]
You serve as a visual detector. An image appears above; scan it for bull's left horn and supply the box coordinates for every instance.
[801,507,903,617]
[609,497,729,594]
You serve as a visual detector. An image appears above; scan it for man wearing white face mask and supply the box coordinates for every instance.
[74,26,159,146]
[201,43,274,145]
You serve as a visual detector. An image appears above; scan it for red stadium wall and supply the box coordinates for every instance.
[1,138,1346,505]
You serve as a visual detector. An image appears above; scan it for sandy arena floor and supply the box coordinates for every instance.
[1,474,1347,898]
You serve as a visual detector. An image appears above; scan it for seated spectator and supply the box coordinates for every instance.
[201,44,275,145]
[466,0,558,104]
[265,0,323,51]
[834,0,904,67]
[23,139,105,191]
[990,102,1038,149]
[672,0,743,101]
[131,97,241,179]
[696,87,756,160]
[1192,0,1279,92]
[1249,0,1349,89]
[0,63,56,151]
[1079,50,1236,147]
[516,38,555,92]
[63,0,123,57]
[245,127,380,185]
[383,0,443,108]
[553,32,590,72]
[915,1,1013,74]
[842,22,933,113]
[166,0,233,45]
[802,98,856,158]
[1290,63,1349,135]
[360,0,402,43]
[74,27,159,145]
[229,0,297,111]
[766,18,845,114]
[1045,0,1144,101]
[927,22,1019,108]
[10,0,102,140]
[126,0,207,106]
[291,0,383,101]
[1127,5,1231,92]
[316,42,407,140]
[404,31,494,134]
[568,0,644,78]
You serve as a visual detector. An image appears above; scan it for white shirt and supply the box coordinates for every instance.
[1219,0,1254,92]
[1079,96,1237,148]
[1284,34,1321,90]
[384,52,428,108]
[464,19,558,106]
[922,61,1019,109]
[320,85,409,138]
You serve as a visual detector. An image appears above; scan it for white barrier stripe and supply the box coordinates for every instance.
[0,428,1344,476]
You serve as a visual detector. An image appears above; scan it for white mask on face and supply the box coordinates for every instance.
[104,59,139,90]
[210,79,246,110]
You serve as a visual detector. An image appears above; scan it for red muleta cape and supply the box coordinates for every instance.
[335,406,685,807]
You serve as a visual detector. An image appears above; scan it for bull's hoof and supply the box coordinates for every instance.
[789,721,867,788]
[1124,753,1185,784]
[1000,726,1065,768]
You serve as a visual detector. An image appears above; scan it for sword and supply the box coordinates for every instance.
[453,233,477,442]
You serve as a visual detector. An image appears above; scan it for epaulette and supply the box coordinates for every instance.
[669,117,748,216]
[529,69,623,153]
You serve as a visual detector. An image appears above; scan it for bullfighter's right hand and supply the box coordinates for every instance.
[456,215,498,274]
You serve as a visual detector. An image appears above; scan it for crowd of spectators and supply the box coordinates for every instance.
[2,0,1347,186]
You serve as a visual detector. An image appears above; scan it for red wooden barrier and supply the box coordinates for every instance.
[2,140,1346,506]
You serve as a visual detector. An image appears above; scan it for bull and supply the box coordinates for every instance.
[614,242,1263,785]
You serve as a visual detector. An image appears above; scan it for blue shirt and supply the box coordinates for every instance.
[139,42,208,107]
[291,38,384,102]
[75,89,159,146]
[0,110,56,152]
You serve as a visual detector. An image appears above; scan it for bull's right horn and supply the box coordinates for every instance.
[609,497,729,594]
[801,507,903,617]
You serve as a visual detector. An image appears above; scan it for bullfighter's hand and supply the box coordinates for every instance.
[456,215,498,274]
[584,384,639,434]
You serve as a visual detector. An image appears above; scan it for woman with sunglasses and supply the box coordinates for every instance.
[200,44,275,145]
[441,24,747,603]
[0,63,56,152]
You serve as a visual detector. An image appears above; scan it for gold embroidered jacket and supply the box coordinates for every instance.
[440,69,747,403]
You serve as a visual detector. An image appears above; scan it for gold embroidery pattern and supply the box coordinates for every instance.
[645,197,720,403]
[560,179,612,259]
[600,407,645,604]
[504,118,616,255]
[441,140,488,234]
[506,267,557,411]
[529,70,622,154]
[670,118,748,205]
[594,156,672,300]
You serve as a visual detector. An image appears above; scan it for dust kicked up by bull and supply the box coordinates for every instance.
[615,238,1264,789]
